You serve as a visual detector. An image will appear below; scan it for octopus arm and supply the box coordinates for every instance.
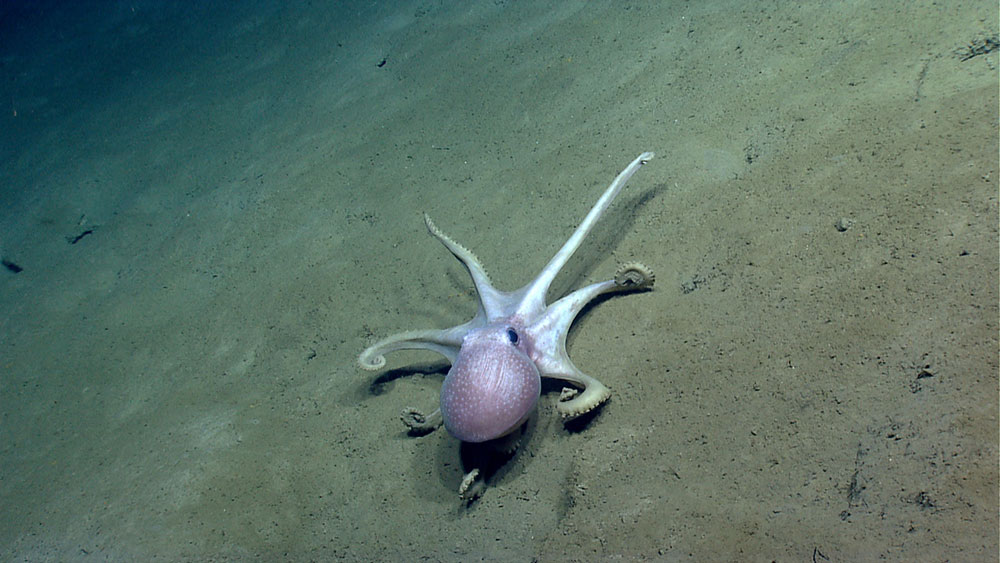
[358,323,471,370]
[517,152,654,317]
[545,363,612,420]
[532,266,655,419]
[424,214,512,319]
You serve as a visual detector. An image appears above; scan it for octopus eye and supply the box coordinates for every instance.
[505,327,519,345]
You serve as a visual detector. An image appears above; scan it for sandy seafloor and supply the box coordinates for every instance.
[0,1,997,560]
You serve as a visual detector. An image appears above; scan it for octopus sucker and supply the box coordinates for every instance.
[615,262,655,290]
[556,382,612,419]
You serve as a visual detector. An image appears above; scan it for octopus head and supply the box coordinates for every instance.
[440,323,540,443]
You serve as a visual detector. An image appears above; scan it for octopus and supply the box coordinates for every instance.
[359,152,655,499]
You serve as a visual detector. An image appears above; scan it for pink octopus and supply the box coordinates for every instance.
[359,152,655,498]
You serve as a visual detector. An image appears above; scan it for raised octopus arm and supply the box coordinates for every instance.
[424,214,509,320]
[517,152,654,317]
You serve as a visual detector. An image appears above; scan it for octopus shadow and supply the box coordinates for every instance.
[367,361,448,397]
